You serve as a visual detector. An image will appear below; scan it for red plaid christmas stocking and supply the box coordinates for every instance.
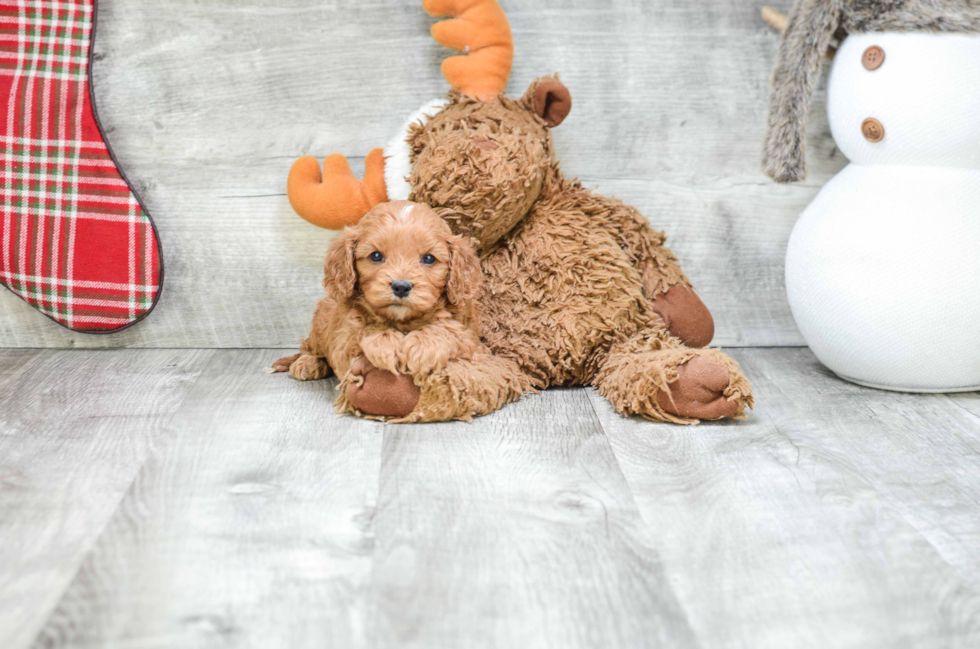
[1,0,161,332]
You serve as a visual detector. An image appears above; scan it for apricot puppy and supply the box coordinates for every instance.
[272,200,483,419]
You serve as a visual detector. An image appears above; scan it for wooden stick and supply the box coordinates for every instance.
[761,6,788,32]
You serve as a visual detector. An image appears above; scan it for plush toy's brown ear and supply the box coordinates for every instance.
[524,77,572,127]
[323,227,359,299]
[445,235,482,306]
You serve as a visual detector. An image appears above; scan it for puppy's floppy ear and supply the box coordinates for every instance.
[445,235,482,306]
[323,226,359,299]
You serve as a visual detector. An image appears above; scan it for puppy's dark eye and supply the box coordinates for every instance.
[421,254,437,265]
[369,251,384,263]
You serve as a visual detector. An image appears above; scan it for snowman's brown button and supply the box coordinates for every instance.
[862,45,885,70]
[861,118,885,142]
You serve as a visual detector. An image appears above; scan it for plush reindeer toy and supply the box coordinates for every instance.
[284,0,753,424]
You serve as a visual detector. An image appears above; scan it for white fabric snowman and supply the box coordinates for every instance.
[764,1,980,392]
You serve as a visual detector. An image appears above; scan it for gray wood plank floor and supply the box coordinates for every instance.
[2,348,979,649]
[0,0,828,349]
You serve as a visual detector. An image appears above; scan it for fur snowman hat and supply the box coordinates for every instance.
[763,0,980,183]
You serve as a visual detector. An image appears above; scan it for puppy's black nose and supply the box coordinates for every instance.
[391,280,413,299]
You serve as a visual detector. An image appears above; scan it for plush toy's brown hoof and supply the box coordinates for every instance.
[653,285,715,348]
[346,357,420,418]
[656,355,740,420]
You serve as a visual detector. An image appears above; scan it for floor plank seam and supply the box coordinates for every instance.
[25,350,220,648]
[945,396,980,428]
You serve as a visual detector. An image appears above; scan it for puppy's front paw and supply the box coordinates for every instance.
[271,353,300,373]
[360,330,404,373]
[288,354,332,381]
[399,331,451,376]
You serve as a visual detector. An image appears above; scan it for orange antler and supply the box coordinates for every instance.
[287,149,388,230]
[424,0,513,100]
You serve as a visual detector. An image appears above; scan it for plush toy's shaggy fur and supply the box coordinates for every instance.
[343,79,753,424]
[764,0,980,183]
[272,201,527,421]
[283,0,756,424]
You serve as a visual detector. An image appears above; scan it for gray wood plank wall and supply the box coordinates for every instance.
[0,0,838,348]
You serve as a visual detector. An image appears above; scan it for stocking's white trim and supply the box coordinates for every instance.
[384,98,449,201]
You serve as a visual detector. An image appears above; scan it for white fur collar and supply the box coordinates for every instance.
[383,98,449,201]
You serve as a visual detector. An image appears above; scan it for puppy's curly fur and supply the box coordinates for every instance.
[273,200,493,419]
